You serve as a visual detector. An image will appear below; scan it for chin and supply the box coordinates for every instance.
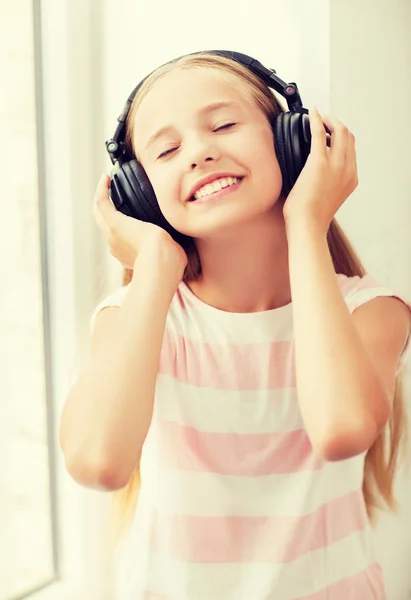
[167,189,282,238]
[182,213,270,241]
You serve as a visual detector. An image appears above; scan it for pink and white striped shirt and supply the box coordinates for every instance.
[92,273,411,600]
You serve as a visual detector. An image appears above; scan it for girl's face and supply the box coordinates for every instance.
[133,67,283,239]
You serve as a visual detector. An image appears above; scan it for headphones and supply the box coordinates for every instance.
[105,50,312,247]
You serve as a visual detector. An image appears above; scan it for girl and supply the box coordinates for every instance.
[60,52,411,599]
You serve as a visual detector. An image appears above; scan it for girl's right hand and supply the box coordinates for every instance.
[92,174,188,271]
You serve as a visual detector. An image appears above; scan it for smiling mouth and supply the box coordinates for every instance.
[188,176,244,202]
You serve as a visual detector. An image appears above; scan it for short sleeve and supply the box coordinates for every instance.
[89,283,131,335]
[338,273,411,373]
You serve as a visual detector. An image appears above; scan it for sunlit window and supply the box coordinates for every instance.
[0,1,56,598]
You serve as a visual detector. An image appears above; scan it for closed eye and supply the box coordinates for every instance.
[157,146,179,159]
[214,122,236,132]
[157,123,237,159]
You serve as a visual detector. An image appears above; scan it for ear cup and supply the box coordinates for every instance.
[127,160,164,219]
[120,162,155,221]
[109,160,190,247]
[273,112,312,197]
[273,115,293,196]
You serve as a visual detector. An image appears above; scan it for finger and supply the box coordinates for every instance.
[347,132,358,187]
[93,199,112,237]
[320,115,350,166]
[308,107,328,157]
[93,206,110,237]
[93,173,110,206]
[92,175,116,235]
[93,174,118,224]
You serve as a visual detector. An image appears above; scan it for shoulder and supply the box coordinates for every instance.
[90,284,131,331]
[351,294,411,348]
[342,273,411,380]
[334,273,411,378]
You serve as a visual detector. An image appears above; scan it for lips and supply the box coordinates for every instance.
[187,173,244,202]
[188,177,244,204]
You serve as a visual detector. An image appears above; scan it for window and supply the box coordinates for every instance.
[0,1,115,598]
[0,0,57,598]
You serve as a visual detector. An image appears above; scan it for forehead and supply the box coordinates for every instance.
[133,67,255,152]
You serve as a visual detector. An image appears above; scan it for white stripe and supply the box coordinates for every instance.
[167,288,295,344]
[89,285,129,334]
[124,528,378,599]
[139,452,365,517]
[165,274,384,344]
[346,287,401,312]
[154,375,304,433]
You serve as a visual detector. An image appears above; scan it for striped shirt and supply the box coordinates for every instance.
[91,273,411,600]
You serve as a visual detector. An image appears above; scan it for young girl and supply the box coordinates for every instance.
[60,51,411,599]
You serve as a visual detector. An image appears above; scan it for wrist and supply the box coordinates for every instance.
[135,243,186,283]
[284,211,329,241]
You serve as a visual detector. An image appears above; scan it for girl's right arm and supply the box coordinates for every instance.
[59,243,185,491]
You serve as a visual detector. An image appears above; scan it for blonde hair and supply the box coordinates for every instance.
[110,52,407,547]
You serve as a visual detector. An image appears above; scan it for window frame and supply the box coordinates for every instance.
[24,1,113,599]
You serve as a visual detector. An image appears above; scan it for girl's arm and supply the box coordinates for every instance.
[59,245,185,490]
[286,217,411,461]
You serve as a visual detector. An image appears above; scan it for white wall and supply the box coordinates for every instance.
[328,1,411,598]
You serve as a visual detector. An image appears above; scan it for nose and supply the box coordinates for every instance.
[188,135,222,170]
[191,156,214,170]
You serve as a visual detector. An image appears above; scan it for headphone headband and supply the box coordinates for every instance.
[104,49,313,239]
[105,50,307,165]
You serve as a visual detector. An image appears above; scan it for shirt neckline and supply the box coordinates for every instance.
[178,280,294,323]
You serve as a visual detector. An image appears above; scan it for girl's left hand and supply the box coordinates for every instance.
[282,107,358,234]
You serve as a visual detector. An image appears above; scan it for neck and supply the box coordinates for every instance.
[189,205,291,313]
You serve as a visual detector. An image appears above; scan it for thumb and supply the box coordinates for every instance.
[94,174,118,222]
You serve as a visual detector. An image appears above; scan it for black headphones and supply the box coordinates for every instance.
[105,50,312,247]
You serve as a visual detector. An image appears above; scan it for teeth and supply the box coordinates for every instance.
[194,177,240,200]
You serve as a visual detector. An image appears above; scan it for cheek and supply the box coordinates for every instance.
[247,126,277,165]
[251,137,283,190]
[149,173,185,227]
[145,167,177,210]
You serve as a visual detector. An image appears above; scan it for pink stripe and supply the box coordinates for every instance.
[295,562,385,599]
[175,287,190,310]
[149,419,322,476]
[147,490,367,563]
[160,330,295,389]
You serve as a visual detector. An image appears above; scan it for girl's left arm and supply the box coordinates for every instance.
[286,217,411,461]
[283,108,411,461]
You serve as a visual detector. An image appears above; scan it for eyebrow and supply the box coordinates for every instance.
[143,101,241,153]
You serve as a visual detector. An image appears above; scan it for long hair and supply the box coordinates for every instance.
[109,52,407,548]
